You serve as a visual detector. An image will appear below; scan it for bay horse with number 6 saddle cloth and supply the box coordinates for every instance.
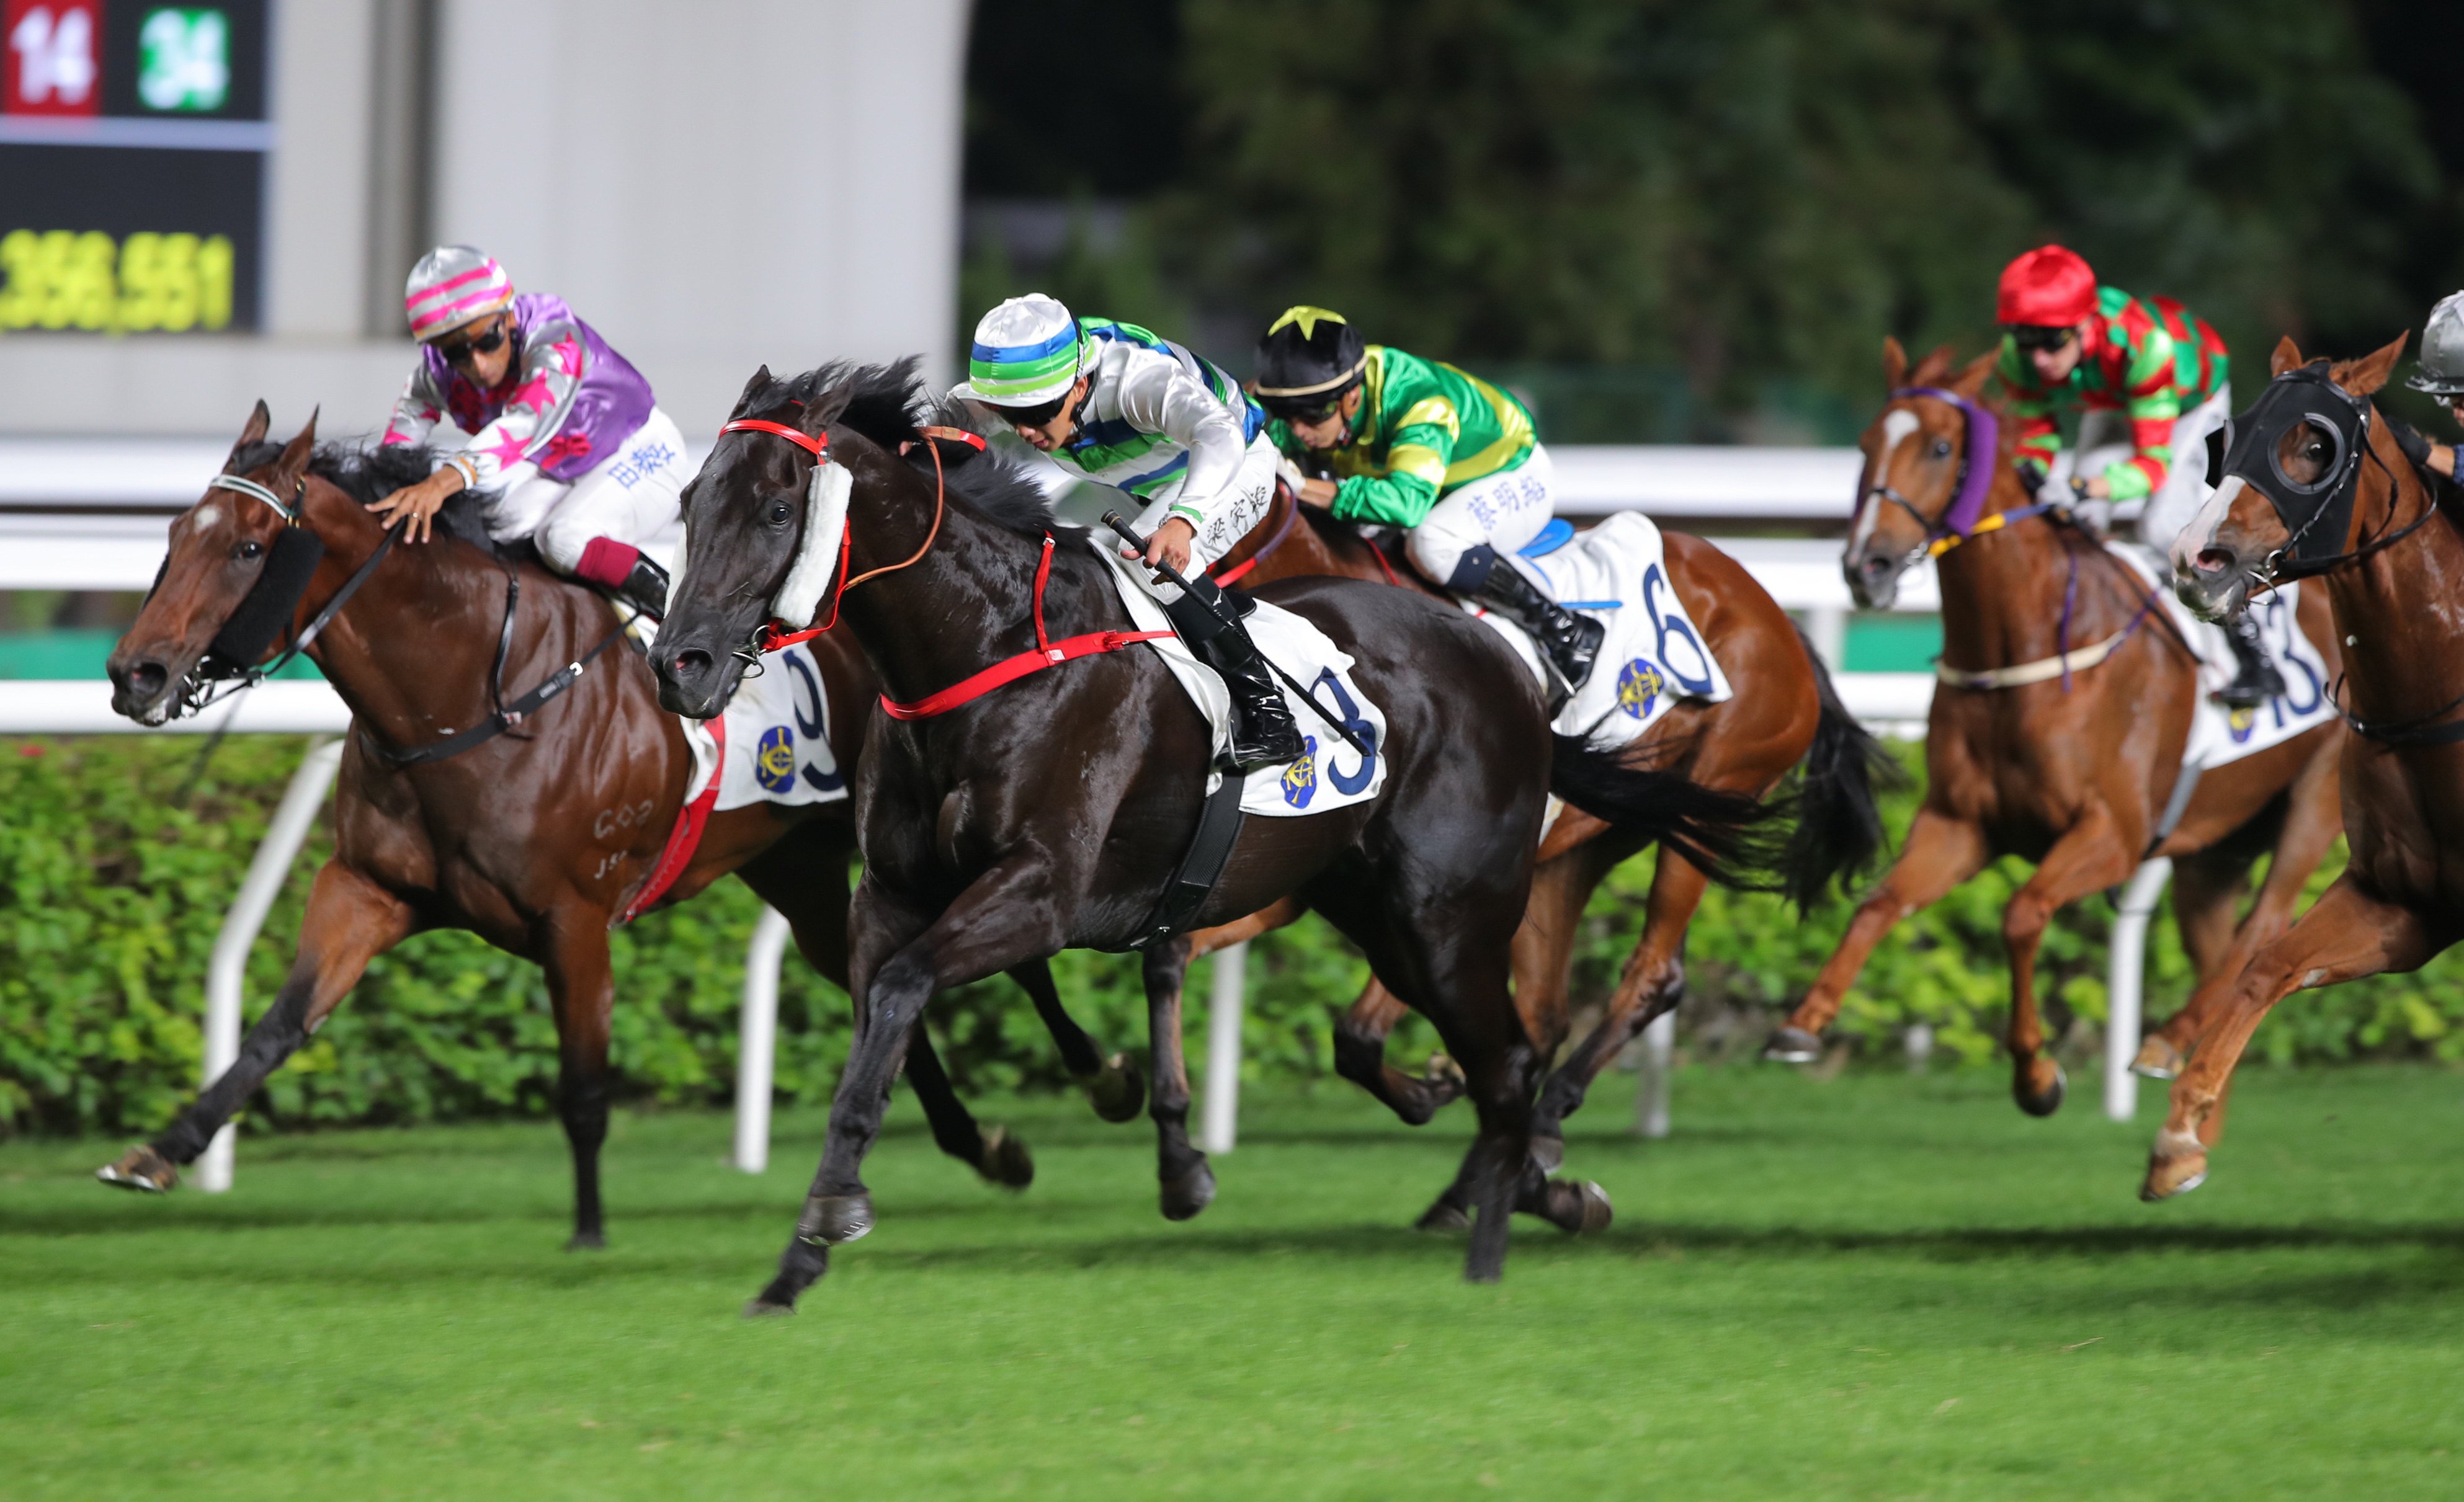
[649,358,1777,1305]
[1763,339,2346,1119]
[1184,476,1893,1215]
[94,403,1148,1245]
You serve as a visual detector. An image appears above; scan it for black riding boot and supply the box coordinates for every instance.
[1164,579,1306,773]
[2217,612,2286,710]
[1454,546,1605,692]
[615,553,672,620]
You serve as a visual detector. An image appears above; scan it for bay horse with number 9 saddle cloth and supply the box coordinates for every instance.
[1182,468,1893,1214]
[94,403,1147,1246]
[1763,339,2345,1119]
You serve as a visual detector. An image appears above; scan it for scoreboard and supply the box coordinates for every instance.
[0,0,269,333]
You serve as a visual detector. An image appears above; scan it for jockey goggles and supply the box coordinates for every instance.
[2006,324,2078,353]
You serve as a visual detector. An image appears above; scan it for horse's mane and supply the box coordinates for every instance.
[227,438,505,553]
[736,357,1071,540]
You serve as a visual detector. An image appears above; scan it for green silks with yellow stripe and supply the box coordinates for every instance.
[1269,346,1537,528]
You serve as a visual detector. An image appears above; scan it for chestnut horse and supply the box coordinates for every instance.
[2154,334,2463,1198]
[1766,340,2344,1114]
[1189,486,1888,1197]
[650,360,1768,1301]
[95,405,1142,1246]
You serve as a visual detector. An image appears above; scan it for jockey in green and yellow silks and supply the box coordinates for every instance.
[1252,307,1604,693]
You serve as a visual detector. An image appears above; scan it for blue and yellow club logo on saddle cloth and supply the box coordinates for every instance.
[1615,658,1666,720]
[1280,737,1319,809]
[755,725,797,794]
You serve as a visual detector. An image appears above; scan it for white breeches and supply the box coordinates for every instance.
[2056,386,2231,563]
[465,407,690,573]
[1403,442,1557,589]
[1125,433,1281,604]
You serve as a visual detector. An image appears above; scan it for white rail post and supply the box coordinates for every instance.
[2104,858,2174,1122]
[734,905,792,1173]
[197,735,344,1193]
[1635,1009,1674,1139]
[1200,941,1248,1155]
[1803,605,1849,671]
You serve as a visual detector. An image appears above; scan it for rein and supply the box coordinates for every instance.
[877,533,1171,720]
[1208,486,1301,587]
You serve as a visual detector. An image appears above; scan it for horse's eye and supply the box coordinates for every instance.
[1931,439,1953,458]
[767,500,793,525]
[234,539,264,561]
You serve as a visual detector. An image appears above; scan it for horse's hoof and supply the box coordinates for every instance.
[975,1125,1035,1190]
[1762,1026,1823,1065]
[1086,1053,1146,1124]
[1414,1199,1471,1234]
[565,1229,607,1252]
[1160,1161,1215,1222]
[2015,1059,2067,1118]
[1540,1178,1614,1235]
[741,1297,797,1319]
[1529,1132,1566,1175]
[95,1144,178,1193]
[2131,1036,2184,1080]
[1423,1053,1468,1098]
[797,1193,874,1246]
[2141,1131,2210,1201]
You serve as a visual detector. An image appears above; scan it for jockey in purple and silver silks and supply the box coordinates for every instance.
[369,245,686,618]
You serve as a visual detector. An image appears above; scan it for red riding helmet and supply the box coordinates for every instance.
[1998,244,2097,328]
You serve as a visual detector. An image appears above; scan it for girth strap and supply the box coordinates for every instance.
[1128,770,1249,951]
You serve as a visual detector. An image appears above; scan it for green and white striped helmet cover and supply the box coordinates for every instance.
[956,294,1087,407]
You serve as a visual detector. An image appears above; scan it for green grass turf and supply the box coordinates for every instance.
[4,1064,2463,1500]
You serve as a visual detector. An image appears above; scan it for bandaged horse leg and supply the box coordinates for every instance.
[102,862,415,1192]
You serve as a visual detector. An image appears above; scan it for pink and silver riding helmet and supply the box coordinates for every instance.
[403,245,514,343]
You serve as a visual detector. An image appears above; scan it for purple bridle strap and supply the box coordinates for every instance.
[1888,386,2000,540]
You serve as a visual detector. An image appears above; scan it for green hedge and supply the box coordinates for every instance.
[4,735,2460,1139]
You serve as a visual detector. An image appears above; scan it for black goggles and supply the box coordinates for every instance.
[2006,325,2076,353]
[437,319,511,365]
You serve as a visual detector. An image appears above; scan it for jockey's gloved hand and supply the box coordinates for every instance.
[1275,455,1310,497]
[2060,478,2111,539]
[2016,458,2050,499]
[2388,415,2435,473]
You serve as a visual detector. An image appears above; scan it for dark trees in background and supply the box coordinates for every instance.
[966,0,2455,439]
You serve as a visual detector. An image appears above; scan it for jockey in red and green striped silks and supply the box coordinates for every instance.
[1994,244,2277,708]
[1993,244,2230,549]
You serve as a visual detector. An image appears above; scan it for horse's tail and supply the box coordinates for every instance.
[1547,734,1784,891]
[1777,627,1901,909]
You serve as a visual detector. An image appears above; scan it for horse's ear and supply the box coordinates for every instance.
[729,365,772,420]
[1881,336,1908,389]
[227,400,272,467]
[802,378,859,437]
[1909,343,1955,387]
[2339,331,2409,398]
[2270,336,2305,378]
[1949,348,1997,398]
[272,407,318,486]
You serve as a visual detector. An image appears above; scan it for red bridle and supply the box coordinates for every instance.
[717,418,978,652]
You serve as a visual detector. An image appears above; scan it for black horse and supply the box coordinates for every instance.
[654,360,1766,1305]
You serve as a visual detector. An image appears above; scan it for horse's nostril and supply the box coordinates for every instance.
[2195,548,2235,575]
[126,660,167,697]
[671,649,712,680]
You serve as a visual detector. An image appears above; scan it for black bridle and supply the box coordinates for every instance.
[2216,360,2434,584]
[173,468,628,766]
